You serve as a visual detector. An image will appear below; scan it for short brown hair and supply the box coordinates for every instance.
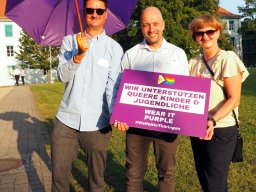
[84,0,108,7]
[188,15,225,41]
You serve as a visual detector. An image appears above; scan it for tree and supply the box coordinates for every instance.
[113,0,232,59]
[15,31,60,73]
[238,0,256,33]
[237,0,256,67]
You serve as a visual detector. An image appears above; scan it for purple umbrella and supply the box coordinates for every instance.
[5,0,138,46]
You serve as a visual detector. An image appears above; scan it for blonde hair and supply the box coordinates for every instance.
[189,15,225,41]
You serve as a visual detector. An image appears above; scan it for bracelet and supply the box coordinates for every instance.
[208,117,217,126]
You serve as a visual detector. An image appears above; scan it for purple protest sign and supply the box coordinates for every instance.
[110,69,211,137]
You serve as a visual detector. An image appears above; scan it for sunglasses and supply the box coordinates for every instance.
[195,30,217,38]
[85,8,106,15]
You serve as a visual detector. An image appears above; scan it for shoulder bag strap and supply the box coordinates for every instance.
[202,56,240,128]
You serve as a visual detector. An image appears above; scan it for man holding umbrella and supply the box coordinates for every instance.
[51,0,123,191]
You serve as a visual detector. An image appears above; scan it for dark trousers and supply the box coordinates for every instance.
[190,125,237,192]
[15,75,20,86]
[21,76,25,85]
[51,118,112,192]
[126,128,178,192]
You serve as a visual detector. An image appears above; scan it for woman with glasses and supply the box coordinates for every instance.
[188,15,249,192]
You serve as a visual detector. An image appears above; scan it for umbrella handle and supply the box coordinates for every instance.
[74,0,85,37]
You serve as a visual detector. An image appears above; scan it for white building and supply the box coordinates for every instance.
[0,0,53,86]
[217,7,243,58]
[0,0,22,86]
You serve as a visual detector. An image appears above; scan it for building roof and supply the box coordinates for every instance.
[217,7,242,19]
[0,0,7,18]
[0,0,12,21]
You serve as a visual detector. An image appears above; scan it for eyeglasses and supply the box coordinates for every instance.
[195,30,217,38]
[85,8,106,15]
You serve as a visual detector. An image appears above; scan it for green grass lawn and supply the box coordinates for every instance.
[31,68,256,192]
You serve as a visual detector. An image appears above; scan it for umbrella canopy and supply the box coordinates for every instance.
[5,0,138,46]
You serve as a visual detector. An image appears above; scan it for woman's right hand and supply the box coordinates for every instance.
[200,120,215,140]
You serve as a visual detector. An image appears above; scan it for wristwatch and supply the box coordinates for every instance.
[208,117,216,127]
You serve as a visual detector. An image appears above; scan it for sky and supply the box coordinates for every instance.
[219,0,246,15]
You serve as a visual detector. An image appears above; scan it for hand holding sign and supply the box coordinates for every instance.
[110,69,211,137]
[201,120,215,140]
[113,120,129,132]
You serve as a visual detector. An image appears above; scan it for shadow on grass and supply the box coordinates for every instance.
[70,151,88,192]
[69,151,156,192]
[44,117,55,135]
[32,84,64,95]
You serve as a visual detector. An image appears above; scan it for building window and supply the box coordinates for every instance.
[7,46,14,57]
[231,37,235,47]
[5,25,13,37]
[229,21,234,31]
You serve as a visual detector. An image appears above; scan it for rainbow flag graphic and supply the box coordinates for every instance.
[158,75,175,85]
